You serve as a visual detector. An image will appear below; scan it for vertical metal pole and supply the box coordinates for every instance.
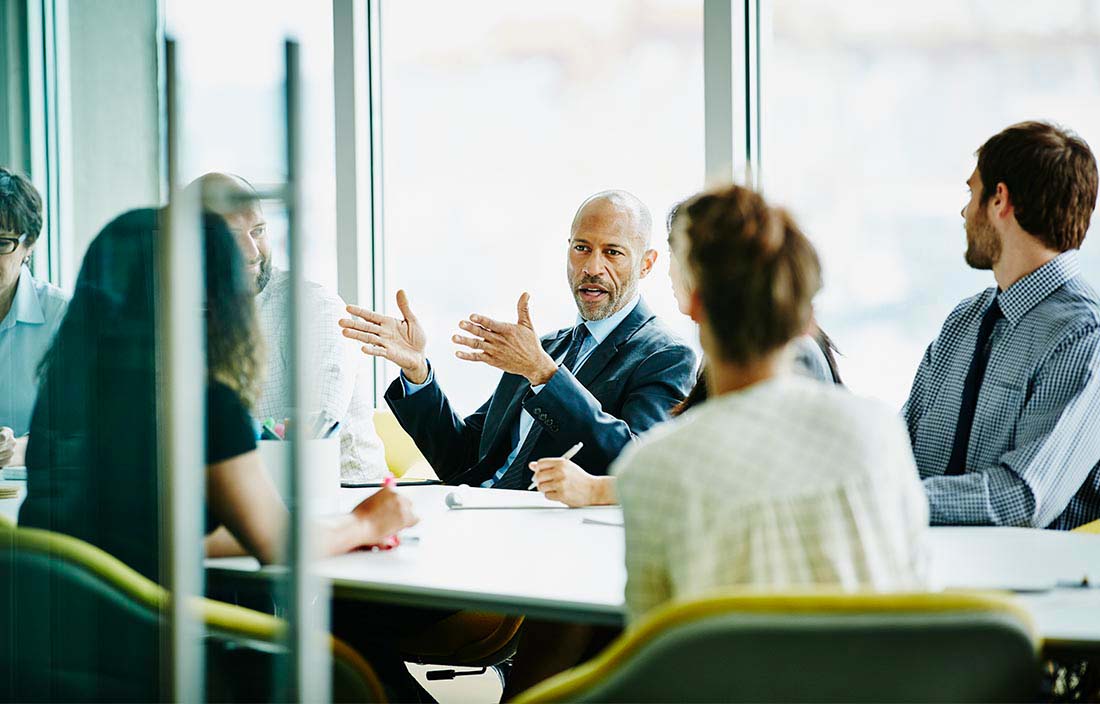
[704,0,734,184]
[1,0,32,175]
[333,0,370,307]
[34,0,71,287]
[26,0,48,220]
[48,0,71,288]
[159,38,206,703]
[745,0,762,190]
[366,0,386,405]
[154,0,168,203]
[284,39,331,704]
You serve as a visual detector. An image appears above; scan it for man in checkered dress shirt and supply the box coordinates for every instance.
[903,122,1100,529]
[255,268,387,481]
[195,173,387,481]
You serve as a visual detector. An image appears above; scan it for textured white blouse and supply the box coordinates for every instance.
[615,374,930,623]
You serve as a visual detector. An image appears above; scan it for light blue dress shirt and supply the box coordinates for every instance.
[0,265,68,436]
[402,296,642,487]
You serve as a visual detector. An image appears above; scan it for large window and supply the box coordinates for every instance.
[763,0,1100,406]
[380,0,705,413]
[166,0,339,288]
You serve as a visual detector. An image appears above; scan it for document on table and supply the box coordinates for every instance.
[444,486,569,510]
[928,527,1100,592]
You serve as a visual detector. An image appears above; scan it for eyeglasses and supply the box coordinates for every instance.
[0,233,27,256]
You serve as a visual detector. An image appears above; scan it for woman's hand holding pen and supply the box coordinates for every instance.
[350,484,419,547]
[529,458,618,507]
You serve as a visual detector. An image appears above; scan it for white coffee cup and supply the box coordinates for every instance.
[258,438,341,516]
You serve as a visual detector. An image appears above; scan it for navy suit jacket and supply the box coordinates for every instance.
[384,299,696,488]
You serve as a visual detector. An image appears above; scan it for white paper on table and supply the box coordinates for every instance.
[444,485,568,510]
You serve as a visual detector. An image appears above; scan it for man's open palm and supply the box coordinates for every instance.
[453,292,559,385]
[340,290,429,381]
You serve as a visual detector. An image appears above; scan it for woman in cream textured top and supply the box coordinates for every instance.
[613,185,929,622]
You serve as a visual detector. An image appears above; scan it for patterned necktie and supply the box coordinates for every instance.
[946,298,1004,475]
[493,324,591,490]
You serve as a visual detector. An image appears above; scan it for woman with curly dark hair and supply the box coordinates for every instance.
[19,208,416,582]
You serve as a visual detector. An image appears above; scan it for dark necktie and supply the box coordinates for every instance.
[557,323,591,375]
[945,298,1004,475]
[493,324,590,490]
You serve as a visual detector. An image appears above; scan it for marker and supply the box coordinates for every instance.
[322,420,342,439]
[528,442,584,491]
[261,418,281,441]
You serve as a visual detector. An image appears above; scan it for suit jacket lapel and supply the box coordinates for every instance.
[574,300,655,387]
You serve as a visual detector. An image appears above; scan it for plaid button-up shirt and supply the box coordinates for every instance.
[903,251,1100,530]
[255,268,387,482]
[616,376,930,624]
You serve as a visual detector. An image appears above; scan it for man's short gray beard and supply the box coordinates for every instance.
[577,279,638,321]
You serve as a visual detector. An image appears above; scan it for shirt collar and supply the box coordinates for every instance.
[8,265,46,326]
[997,250,1081,325]
[575,294,640,344]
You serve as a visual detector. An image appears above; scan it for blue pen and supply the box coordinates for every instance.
[322,421,342,439]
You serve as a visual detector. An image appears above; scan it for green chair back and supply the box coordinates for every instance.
[514,591,1039,703]
[0,524,384,702]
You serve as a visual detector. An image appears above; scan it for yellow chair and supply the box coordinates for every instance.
[513,591,1039,703]
[1072,517,1100,534]
[0,524,385,702]
[373,409,434,479]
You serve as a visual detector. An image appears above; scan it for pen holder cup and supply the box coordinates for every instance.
[258,438,341,516]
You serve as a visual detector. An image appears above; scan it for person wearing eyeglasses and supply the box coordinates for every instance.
[0,167,67,469]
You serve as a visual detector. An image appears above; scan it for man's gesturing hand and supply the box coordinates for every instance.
[339,289,430,384]
[453,292,559,386]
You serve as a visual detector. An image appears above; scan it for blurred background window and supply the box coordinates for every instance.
[166,0,338,288]
[380,0,705,413]
[763,0,1100,406]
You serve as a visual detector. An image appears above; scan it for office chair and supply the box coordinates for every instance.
[1072,517,1100,534]
[512,590,1039,703]
[374,409,433,479]
[0,523,385,702]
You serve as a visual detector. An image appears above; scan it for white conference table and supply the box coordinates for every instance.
[210,485,629,624]
[6,477,1099,649]
[205,484,1100,650]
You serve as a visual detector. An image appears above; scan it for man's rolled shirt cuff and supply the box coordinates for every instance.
[400,361,435,396]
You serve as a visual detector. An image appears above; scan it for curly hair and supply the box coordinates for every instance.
[38,208,262,408]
